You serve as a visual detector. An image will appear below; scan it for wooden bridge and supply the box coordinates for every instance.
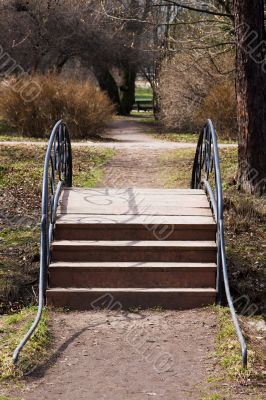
[13,119,247,368]
[46,187,217,309]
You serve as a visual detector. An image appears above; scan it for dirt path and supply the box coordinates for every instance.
[5,119,249,400]
[101,119,191,188]
[13,310,217,400]
[0,119,237,150]
[101,147,166,188]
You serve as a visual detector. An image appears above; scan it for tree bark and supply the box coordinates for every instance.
[94,68,121,111]
[119,63,136,116]
[234,0,266,195]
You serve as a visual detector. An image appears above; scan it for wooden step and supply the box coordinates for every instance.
[55,215,216,241]
[51,240,217,263]
[49,262,217,288]
[46,287,217,310]
[58,188,212,216]
[61,188,206,195]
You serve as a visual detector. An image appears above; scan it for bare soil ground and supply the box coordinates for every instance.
[10,309,217,400]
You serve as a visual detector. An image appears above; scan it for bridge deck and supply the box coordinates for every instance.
[58,187,212,217]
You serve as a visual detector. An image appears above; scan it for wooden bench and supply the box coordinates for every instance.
[134,99,153,112]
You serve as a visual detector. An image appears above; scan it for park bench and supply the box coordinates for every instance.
[134,99,153,112]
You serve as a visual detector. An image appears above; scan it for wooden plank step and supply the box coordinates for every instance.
[49,262,217,288]
[51,240,217,263]
[55,214,216,241]
[63,188,205,195]
[56,214,215,224]
[58,208,212,216]
[46,287,217,310]
[58,192,210,214]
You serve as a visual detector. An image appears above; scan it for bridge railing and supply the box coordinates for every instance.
[13,120,72,364]
[191,119,247,368]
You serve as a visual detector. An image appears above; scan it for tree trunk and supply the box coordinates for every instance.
[234,0,266,195]
[94,68,120,111]
[119,63,136,116]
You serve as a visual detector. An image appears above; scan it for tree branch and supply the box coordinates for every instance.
[156,0,234,20]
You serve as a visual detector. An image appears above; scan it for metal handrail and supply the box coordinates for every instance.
[191,119,247,368]
[13,120,72,364]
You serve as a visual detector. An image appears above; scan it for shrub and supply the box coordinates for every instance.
[158,50,236,138]
[0,74,114,138]
[196,80,237,140]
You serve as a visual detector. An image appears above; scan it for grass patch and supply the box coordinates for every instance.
[150,131,237,144]
[153,131,199,143]
[0,135,43,142]
[129,111,156,125]
[0,146,44,190]
[73,147,114,187]
[202,307,266,399]
[135,87,153,101]
[215,307,249,379]
[201,394,223,400]
[0,396,22,400]
[160,148,194,188]
[0,306,51,379]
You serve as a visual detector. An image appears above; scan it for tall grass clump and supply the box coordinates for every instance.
[0,74,114,138]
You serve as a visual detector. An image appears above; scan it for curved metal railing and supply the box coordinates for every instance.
[13,120,72,364]
[191,119,247,368]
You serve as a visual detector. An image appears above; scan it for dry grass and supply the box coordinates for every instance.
[0,74,114,139]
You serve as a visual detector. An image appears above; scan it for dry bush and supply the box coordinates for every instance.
[159,52,210,132]
[0,74,114,138]
[196,80,237,139]
[158,47,236,138]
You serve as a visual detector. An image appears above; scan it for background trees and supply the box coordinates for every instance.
[0,0,160,115]
[0,0,265,194]
[156,0,266,195]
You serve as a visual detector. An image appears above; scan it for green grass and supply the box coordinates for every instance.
[129,112,156,125]
[0,306,51,379]
[201,394,223,400]
[149,131,237,144]
[215,307,249,379]
[153,132,199,143]
[73,147,114,187]
[201,306,265,399]
[0,396,22,400]
[160,148,195,188]
[0,146,45,190]
[135,87,153,101]
[0,134,43,142]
